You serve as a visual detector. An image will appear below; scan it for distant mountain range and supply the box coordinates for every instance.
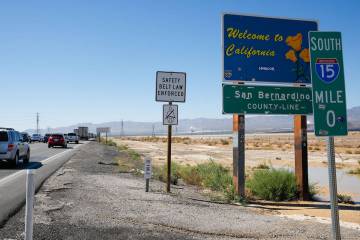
[25,106,360,136]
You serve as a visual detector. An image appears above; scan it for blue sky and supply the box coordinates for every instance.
[1,0,359,131]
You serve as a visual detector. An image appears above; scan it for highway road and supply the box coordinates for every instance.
[0,142,83,180]
[0,141,88,224]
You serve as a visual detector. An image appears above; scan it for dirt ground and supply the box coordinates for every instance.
[111,133,360,224]
[112,132,360,169]
[1,142,359,239]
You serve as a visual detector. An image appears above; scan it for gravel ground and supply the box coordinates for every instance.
[0,142,359,239]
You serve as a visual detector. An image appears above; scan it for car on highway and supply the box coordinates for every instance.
[43,133,51,143]
[31,133,43,142]
[0,128,30,166]
[48,134,67,148]
[67,133,79,144]
[21,132,32,143]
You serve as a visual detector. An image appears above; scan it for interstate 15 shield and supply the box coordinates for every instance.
[315,58,340,84]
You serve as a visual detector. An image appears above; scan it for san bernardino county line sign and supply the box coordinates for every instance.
[309,31,348,136]
[222,14,318,84]
[223,84,313,115]
[156,71,186,102]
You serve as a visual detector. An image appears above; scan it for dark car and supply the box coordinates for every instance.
[43,133,51,143]
[48,134,67,148]
[21,132,32,143]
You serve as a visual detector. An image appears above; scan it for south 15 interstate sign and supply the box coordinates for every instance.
[222,14,318,84]
[309,31,347,136]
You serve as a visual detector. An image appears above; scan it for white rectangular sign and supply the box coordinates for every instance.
[96,127,110,133]
[156,71,186,102]
[144,157,152,179]
[163,104,178,125]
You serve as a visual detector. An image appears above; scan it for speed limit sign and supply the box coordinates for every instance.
[309,31,347,136]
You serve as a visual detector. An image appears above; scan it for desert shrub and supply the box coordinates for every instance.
[195,161,233,191]
[246,169,298,201]
[220,139,230,145]
[253,162,270,170]
[130,151,140,160]
[347,168,360,175]
[153,162,182,185]
[337,194,354,204]
[117,144,129,151]
[177,164,202,185]
[153,160,233,193]
[104,139,117,147]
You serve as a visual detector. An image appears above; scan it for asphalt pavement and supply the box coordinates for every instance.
[0,141,87,225]
[0,142,82,180]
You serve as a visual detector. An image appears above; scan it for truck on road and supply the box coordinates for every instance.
[78,127,89,140]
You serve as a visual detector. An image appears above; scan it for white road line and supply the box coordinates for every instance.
[0,142,86,186]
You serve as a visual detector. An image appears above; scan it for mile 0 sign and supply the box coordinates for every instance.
[309,31,347,136]
[156,71,186,102]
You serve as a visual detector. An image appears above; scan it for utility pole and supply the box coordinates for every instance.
[121,120,124,137]
[36,113,39,134]
[152,124,155,137]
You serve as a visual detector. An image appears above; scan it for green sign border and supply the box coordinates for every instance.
[309,31,348,136]
[222,84,313,115]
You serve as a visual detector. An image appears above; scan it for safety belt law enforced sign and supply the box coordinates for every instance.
[309,31,347,136]
[156,71,186,102]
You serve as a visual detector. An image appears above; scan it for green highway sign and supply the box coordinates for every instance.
[309,31,347,136]
[222,84,313,115]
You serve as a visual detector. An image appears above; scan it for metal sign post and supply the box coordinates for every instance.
[156,71,186,193]
[327,136,341,239]
[309,31,347,240]
[167,104,173,193]
[144,157,152,192]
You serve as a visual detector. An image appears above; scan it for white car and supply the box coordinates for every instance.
[67,133,79,144]
[31,134,43,142]
[0,128,30,166]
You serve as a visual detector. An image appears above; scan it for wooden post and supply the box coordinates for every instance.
[145,179,149,192]
[233,114,245,197]
[294,115,309,200]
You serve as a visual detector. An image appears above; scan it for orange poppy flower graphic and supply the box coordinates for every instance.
[286,33,302,51]
[284,33,310,82]
[300,48,310,63]
[285,50,297,63]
